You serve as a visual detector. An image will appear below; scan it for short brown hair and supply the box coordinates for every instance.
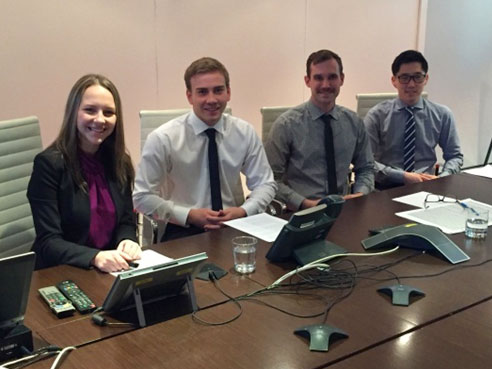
[306,49,343,77]
[184,57,230,90]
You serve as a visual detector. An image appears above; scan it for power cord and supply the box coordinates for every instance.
[354,253,492,283]
[49,346,76,369]
[191,249,491,328]
[192,271,243,325]
[90,308,134,327]
[270,246,400,287]
[192,268,351,325]
[0,345,67,369]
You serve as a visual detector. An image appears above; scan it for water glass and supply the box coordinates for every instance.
[232,236,257,274]
[465,209,489,239]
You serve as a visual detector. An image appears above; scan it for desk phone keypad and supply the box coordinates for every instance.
[57,280,97,314]
[38,286,76,318]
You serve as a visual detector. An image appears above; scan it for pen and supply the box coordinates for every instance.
[434,164,440,176]
[457,201,479,216]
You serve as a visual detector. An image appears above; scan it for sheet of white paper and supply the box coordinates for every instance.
[396,198,492,234]
[223,213,288,242]
[393,191,432,208]
[463,165,492,179]
[110,249,174,277]
[393,191,459,209]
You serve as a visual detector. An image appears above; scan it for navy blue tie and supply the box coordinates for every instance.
[205,129,223,211]
[403,107,416,172]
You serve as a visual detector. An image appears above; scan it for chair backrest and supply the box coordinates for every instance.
[0,116,42,258]
[260,106,291,144]
[355,92,429,119]
[140,108,232,152]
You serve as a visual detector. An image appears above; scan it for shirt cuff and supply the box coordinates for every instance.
[387,168,405,185]
[241,200,260,216]
[352,184,372,195]
[288,192,305,211]
[172,205,191,227]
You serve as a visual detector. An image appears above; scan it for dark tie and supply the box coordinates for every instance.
[322,115,338,194]
[205,129,223,211]
[403,107,416,172]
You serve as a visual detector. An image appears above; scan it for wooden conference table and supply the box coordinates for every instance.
[24,173,492,368]
[328,298,492,369]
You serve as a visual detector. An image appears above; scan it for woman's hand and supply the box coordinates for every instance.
[91,240,141,272]
[91,250,132,273]
[116,239,142,260]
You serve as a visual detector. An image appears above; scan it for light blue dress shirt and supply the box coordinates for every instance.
[364,97,463,188]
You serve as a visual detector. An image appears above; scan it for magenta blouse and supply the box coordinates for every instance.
[79,150,116,249]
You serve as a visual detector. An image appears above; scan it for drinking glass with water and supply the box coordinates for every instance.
[232,236,257,274]
[465,209,489,239]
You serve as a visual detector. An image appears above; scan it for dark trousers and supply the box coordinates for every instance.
[375,181,403,191]
[160,223,204,242]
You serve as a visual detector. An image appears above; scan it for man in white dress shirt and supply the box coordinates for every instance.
[133,57,276,240]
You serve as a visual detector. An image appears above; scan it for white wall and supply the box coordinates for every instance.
[0,0,157,159]
[1,0,420,163]
[424,0,492,166]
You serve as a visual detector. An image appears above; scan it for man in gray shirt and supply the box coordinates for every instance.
[364,50,463,190]
[265,49,375,211]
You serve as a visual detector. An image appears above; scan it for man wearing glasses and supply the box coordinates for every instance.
[364,50,463,190]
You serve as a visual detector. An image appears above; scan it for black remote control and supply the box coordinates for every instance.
[56,280,97,314]
[38,286,76,318]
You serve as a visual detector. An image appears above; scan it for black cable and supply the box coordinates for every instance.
[191,272,243,326]
[191,251,491,328]
[238,291,328,319]
[322,271,356,324]
[90,307,134,327]
[192,261,361,326]
[378,256,492,281]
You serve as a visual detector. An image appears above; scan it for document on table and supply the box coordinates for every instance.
[463,165,492,179]
[396,198,492,234]
[110,249,174,277]
[223,213,288,242]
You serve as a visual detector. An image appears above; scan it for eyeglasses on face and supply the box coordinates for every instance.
[397,73,426,84]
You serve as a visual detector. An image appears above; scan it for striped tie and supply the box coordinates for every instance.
[403,107,416,172]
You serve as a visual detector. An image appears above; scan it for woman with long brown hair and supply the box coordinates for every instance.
[28,74,141,272]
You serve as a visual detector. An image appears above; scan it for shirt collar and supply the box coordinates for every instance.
[396,96,424,111]
[189,110,225,136]
[307,100,339,121]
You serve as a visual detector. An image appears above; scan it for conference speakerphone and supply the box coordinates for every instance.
[361,223,470,264]
[266,204,346,266]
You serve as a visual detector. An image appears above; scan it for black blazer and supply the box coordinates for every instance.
[27,147,136,269]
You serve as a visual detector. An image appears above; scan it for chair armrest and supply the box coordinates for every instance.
[136,212,167,247]
[266,199,287,216]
